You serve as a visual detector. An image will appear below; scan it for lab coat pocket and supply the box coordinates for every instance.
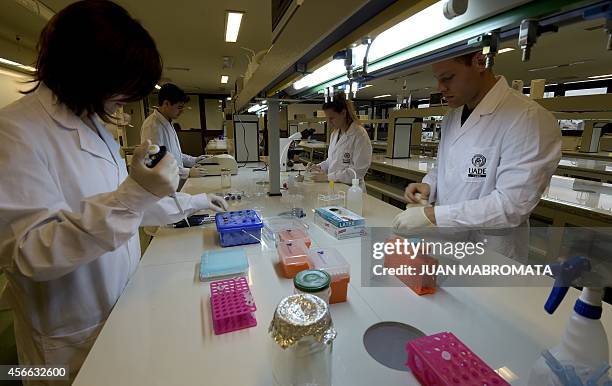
[462,147,495,183]
[40,322,104,378]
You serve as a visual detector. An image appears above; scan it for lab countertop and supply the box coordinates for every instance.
[562,150,612,161]
[74,169,612,386]
[557,157,612,176]
[298,140,328,149]
[370,155,612,219]
[372,154,612,176]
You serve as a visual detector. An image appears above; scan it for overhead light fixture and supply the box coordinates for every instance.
[155,84,161,90]
[359,84,373,89]
[588,73,612,79]
[221,75,229,84]
[563,79,601,84]
[225,11,244,43]
[0,57,36,72]
[226,96,232,100]
[498,47,515,54]
[248,103,267,113]
[373,94,392,99]
[528,64,560,72]
[292,1,562,94]
[292,1,450,92]
[293,59,345,90]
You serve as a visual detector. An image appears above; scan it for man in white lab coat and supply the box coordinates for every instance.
[0,2,226,384]
[141,83,208,179]
[393,52,561,259]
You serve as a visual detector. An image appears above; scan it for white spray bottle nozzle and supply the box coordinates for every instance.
[348,168,359,186]
[545,256,603,320]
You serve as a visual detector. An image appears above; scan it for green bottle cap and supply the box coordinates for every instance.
[294,269,331,292]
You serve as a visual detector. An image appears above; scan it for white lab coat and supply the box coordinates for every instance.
[318,121,372,190]
[423,76,561,259]
[140,109,197,176]
[0,85,205,385]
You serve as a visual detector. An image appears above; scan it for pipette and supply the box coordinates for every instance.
[146,144,190,227]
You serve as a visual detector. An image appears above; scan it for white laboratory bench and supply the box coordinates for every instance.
[557,157,612,183]
[73,169,612,386]
[368,155,612,226]
[371,154,612,184]
[298,141,329,163]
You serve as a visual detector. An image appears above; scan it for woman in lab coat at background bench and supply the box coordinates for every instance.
[0,1,226,384]
[308,92,372,190]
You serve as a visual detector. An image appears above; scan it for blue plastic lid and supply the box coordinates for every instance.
[215,210,263,231]
[200,248,249,280]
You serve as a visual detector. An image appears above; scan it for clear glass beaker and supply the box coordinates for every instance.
[220,168,231,188]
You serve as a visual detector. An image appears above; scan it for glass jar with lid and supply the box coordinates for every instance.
[293,269,331,304]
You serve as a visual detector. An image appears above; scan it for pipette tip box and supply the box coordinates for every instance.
[215,210,263,247]
[277,239,311,279]
[307,247,350,303]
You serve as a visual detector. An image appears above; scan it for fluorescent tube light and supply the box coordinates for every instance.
[221,75,229,84]
[0,57,23,67]
[225,11,244,43]
[588,74,612,79]
[248,104,263,113]
[498,48,515,54]
[373,94,392,99]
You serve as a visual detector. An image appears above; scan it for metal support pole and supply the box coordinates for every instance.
[267,99,282,196]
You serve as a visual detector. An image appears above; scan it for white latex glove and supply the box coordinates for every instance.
[409,193,430,207]
[189,166,207,178]
[193,193,229,212]
[404,183,431,204]
[195,155,210,164]
[392,206,434,235]
[311,172,328,182]
[130,140,179,198]
[306,162,322,173]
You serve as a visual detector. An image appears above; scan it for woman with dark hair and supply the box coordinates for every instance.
[308,92,372,189]
[0,1,226,382]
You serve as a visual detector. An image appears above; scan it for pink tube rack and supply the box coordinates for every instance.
[405,332,510,386]
[210,276,257,335]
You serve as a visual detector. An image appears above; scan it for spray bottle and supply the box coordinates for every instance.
[346,168,363,215]
[528,256,609,386]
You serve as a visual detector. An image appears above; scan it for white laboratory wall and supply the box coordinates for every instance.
[123,100,146,147]
[287,103,319,120]
[0,68,28,109]
[204,99,224,131]
[286,103,325,134]
[174,95,201,130]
